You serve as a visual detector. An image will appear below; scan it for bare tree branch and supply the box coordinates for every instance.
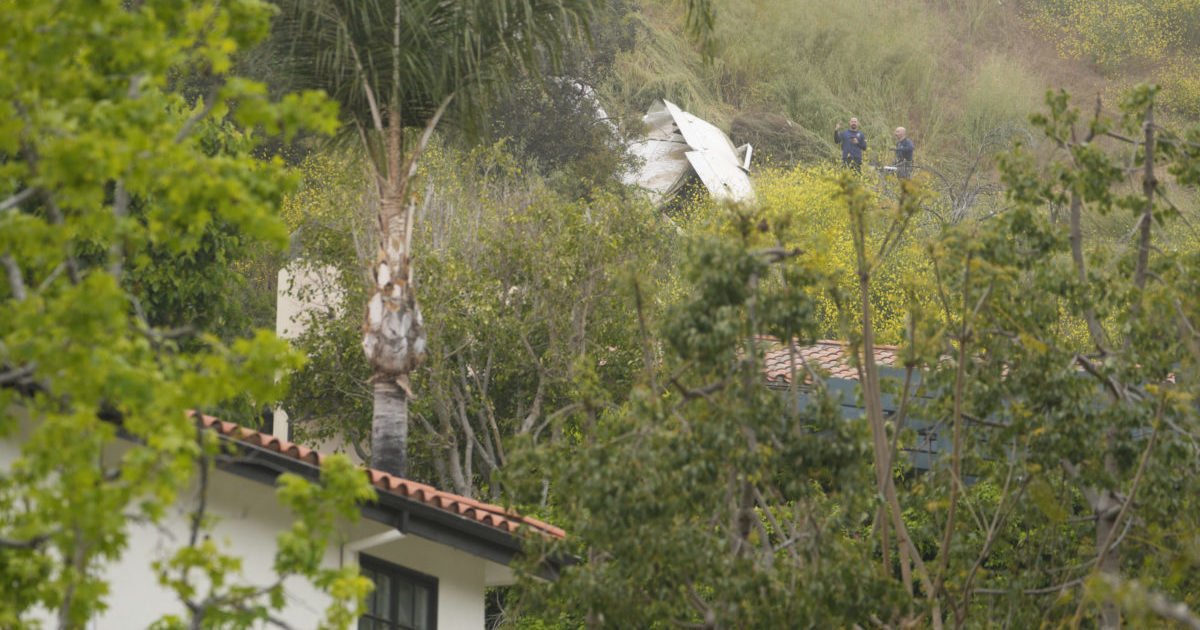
[0,187,38,212]
[975,578,1085,596]
[173,84,218,145]
[401,93,455,193]
[36,262,65,293]
[532,402,583,443]
[0,363,37,386]
[669,374,734,402]
[1074,354,1126,401]
[2,253,27,301]
[0,533,52,550]
[1095,575,1200,630]
[109,179,130,281]
[1127,100,1157,356]
[633,279,658,394]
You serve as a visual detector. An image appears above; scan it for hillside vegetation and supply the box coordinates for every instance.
[596,0,1200,160]
[188,1,1200,628]
[8,0,1200,629]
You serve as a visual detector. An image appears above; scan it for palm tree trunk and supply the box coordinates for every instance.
[363,193,426,477]
[372,380,409,475]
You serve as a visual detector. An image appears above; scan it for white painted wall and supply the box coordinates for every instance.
[274,261,345,442]
[90,460,338,629]
[276,262,344,342]
[1,433,513,629]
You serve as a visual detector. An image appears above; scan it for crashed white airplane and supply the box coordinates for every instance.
[620,99,754,206]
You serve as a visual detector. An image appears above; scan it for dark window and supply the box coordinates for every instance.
[358,555,437,630]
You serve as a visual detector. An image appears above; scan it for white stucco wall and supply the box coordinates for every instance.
[274,261,344,441]
[90,461,338,629]
[1,432,510,629]
[276,262,343,342]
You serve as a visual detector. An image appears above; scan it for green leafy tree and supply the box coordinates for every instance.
[507,214,903,628]
[280,141,672,499]
[508,87,1200,629]
[941,85,1200,629]
[269,0,609,477]
[270,0,717,478]
[410,147,668,499]
[0,1,372,627]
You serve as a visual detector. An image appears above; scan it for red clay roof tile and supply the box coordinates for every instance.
[191,340,905,544]
[192,413,565,541]
[761,339,900,385]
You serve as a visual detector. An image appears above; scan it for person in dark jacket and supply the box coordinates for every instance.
[834,117,866,171]
[893,126,914,179]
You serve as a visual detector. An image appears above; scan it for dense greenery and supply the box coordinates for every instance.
[0,0,373,627]
[8,0,1200,628]
[505,88,1200,629]
[282,140,672,497]
[278,86,1200,629]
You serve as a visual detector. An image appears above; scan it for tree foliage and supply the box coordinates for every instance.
[268,0,613,478]
[282,140,673,499]
[0,1,372,627]
[678,166,938,344]
[506,87,1200,629]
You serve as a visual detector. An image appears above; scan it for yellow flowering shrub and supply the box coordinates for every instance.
[1029,0,1176,72]
[279,150,372,234]
[1157,57,1200,116]
[679,166,940,345]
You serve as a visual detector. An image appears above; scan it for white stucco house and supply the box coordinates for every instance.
[0,412,565,630]
[0,259,567,630]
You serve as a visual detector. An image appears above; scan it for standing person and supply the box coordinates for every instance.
[834,117,867,172]
[893,127,914,179]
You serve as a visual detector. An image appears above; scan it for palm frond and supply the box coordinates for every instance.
[271,0,598,159]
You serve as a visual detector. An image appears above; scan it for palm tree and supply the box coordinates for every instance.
[275,0,715,479]
[276,0,600,476]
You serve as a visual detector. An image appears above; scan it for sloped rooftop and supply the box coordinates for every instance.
[194,413,564,540]
[762,339,901,385]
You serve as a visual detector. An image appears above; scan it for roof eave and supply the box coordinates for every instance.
[212,435,570,578]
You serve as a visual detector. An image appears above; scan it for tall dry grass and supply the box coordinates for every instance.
[599,0,1044,168]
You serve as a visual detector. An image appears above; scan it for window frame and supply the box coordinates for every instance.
[358,554,439,630]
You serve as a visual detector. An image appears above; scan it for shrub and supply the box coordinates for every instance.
[1157,56,1200,117]
[679,165,939,344]
[1029,0,1174,72]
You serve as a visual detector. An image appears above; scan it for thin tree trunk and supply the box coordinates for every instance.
[1096,489,1122,630]
[1096,100,1155,630]
[935,253,972,607]
[438,399,470,496]
[860,274,941,627]
[1134,101,1155,294]
[850,195,941,628]
[1070,193,1108,350]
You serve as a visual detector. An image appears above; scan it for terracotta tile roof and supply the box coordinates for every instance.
[192,413,565,540]
[762,339,900,385]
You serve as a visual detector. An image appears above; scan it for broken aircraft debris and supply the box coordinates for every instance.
[620,99,754,206]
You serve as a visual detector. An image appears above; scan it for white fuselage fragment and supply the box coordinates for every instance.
[621,100,754,205]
